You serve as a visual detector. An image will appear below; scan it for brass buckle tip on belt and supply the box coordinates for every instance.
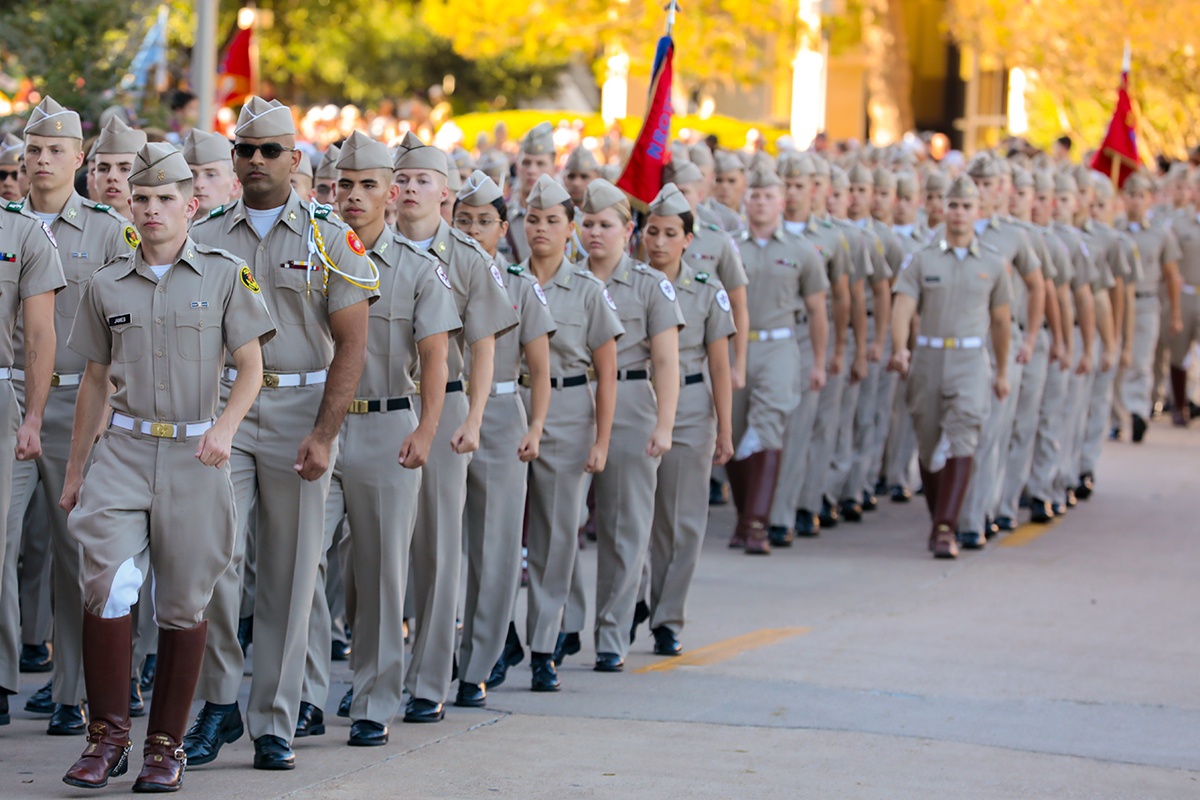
[348,399,369,414]
[49,372,60,387]
[149,422,176,438]
[262,373,280,388]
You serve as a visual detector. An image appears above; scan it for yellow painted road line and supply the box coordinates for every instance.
[998,516,1062,548]
[633,627,812,674]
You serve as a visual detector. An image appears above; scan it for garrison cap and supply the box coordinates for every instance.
[391,131,425,169]
[777,152,814,178]
[946,174,980,200]
[520,122,555,156]
[847,161,873,186]
[235,96,295,138]
[394,143,449,175]
[26,96,82,139]
[182,129,231,166]
[714,151,744,175]
[1053,171,1078,194]
[1010,166,1033,189]
[315,144,342,179]
[334,133,389,171]
[687,143,715,168]
[94,116,147,155]
[295,152,313,179]
[457,169,504,206]
[1031,170,1055,193]
[580,178,632,221]
[746,165,784,189]
[564,146,600,173]
[966,151,999,179]
[924,170,949,194]
[445,154,462,191]
[128,142,192,187]
[663,159,703,185]
[873,166,897,192]
[450,146,474,171]
[648,182,691,218]
[525,173,571,209]
[1122,171,1154,193]
[894,171,918,198]
[0,134,22,167]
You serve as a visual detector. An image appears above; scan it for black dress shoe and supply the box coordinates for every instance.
[47,703,86,735]
[995,516,1016,532]
[530,653,561,692]
[630,600,650,644]
[348,720,389,746]
[1065,487,1077,508]
[25,679,53,713]
[0,693,8,725]
[487,623,526,688]
[957,530,985,550]
[404,698,445,723]
[890,485,912,503]
[839,499,863,522]
[1029,498,1054,524]
[1076,472,1094,500]
[651,627,682,656]
[1051,501,1066,516]
[294,701,325,737]
[818,497,839,528]
[183,702,245,766]
[253,735,295,770]
[237,616,254,656]
[337,687,353,718]
[767,526,793,547]
[862,490,878,512]
[593,652,624,672]
[793,509,820,538]
[454,681,486,708]
[129,677,145,717]
[330,639,351,662]
[986,517,999,537]
[139,653,157,692]
[19,642,52,673]
[552,632,581,667]
[708,478,728,506]
[1131,413,1147,443]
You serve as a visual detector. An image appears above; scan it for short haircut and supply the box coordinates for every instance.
[170,90,197,112]
[1055,135,1072,151]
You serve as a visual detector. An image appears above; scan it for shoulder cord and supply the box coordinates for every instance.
[306,200,380,294]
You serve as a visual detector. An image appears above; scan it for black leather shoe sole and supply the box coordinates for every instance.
[454,683,486,708]
[47,705,86,735]
[593,653,625,673]
[348,721,389,747]
[25,681,53,714]
[957,531,985,550]
[184,708,245,767]
[253,737,295,771]
[403,701,445,723]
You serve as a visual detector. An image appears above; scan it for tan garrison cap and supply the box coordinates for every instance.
[747,165,783,189]
[394,144,449,175]
[924,170,949,194]
[894,171,918,197]
[873,166,897,192]
[525,173,570,209]
[564,146,600,173]
[26,96,82,139]
[457,169,503,206]
[749,151,776,173]
[664,160,703,185]
[1010,166,1033,189]
[1122,171,1154,193]
[94,116,147,155]
[648,182,691,218]
[1053,171,1077,194]
[580,178,631,220]
[1031,170,1055,193]
[810,156,832,178]
[234,96,295,138]
[335,133,389,171]
[687,143,715,168]
[450,146,474,171]
[182,129,231,166]
[0,134,22,167]
[296,152,313,179]
[520,122,555,156]
[129,142,192,187]
[829,165,849,189]
[714,151,744,175]
[445,154,462,191]
[315,145,341,179]
[966,152,999,179]
[778,152,814,178]
[946,175,980,200]
[391,131,425,169]
[847,162,873,185]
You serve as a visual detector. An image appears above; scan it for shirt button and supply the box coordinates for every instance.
[156,350,163,357]
[158,383,165,390]
[156,317,162,324]
[258,245,265,252]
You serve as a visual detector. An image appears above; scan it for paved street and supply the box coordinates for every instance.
[3,418,1198,798]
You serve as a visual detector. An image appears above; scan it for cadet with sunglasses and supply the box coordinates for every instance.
[183,97,377,772]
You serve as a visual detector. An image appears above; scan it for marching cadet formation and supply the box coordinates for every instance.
[0,94,1191,791]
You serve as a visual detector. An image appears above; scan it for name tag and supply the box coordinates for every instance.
[108,313,131,326]
[923,275,942,285]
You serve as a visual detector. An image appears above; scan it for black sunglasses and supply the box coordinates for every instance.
[0,170,18,182]
[233,143,294,160]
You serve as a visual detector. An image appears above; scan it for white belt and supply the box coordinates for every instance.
[492,381,519,396]
[0,367,10,380]
[9,369,81,386]
[748,327,794,342]
[916,336,984,350]
[1183,284,1198,296]
[110,412,214,440]
[223,367,328,388]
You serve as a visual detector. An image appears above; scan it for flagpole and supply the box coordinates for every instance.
[666,0,679,36]
[194,0,218,131]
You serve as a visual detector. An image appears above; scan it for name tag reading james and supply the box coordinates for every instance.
[108,313,131,326]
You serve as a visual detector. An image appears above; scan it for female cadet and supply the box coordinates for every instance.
[577,180,684,672]
[640,184,735,656]
[519,175,623,692]
[452,171,556,708]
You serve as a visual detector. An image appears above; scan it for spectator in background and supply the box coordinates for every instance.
[1052,135,1073,166]
[166,90,198,146]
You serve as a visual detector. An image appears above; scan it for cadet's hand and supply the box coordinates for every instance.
[14,420,42,461]
[196,421,234,468]
[1074,352,1093,376]
[1016,340,1034,365]
[646,426,673,458]
[730,363,747,391]
[828,351,844,377]
[585,441,608,474]
[866,341,881,363]
[399,427,435,469]
[294,433,332,481]
[887,348,910,379]
[810,365,827,393]
[851,353,869,384]
[994,373,1010,401]
[517,427,542,463]
[1119,348,1133,370]
[1100,347,1117,373]
[713,431,734,466]
[1171,316,1184,336]
[450,420,480,455]
[59,472,84,513]
[1049,339,1064,366]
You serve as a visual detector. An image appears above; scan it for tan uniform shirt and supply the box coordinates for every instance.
[583,254,685,372]
[495,264,556,382]
[0,204,66,367]
[674,261,737,376]
[499,201,529,266]
[422,220,519,380]
[68,237,276,422]
[974,217,1041,329]
[189,192,379,372]
[1053,223,1100,293]
[361,229,461,399]
[684,222,749,293]
[534,257,624,377]
[699,198,744,235]
[1074,220,1119,293]
[895,239,1012,339]
[1087,220,1137,285]
[15,193,131,372]
[832,218,876,285]
[1166,214,1200,288]
[785,216,852,314]
[1118,220,1182,293]
[736,226,830,330]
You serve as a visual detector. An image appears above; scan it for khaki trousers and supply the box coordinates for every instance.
[998,329,1051,520]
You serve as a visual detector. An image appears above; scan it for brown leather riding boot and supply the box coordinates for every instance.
[64,612,134,789]
[725,458,748,547]
[742,450,782,555]
[931,457,973,559]
[133,622,208,793]
[1170,366,1190,426]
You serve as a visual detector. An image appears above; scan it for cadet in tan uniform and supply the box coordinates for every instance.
[563,146,600,207]
[577,180,682,669]
[60,143,273,791]
[889,176,1012,559]
[320,133,459,746]
[500,123,556,265]
[0,134,23,202]
[93,117,146,214]
[730,166,828,553]
[710,152,747,227]
[1164,170,1200,426]
[393,143,517,724]
[183,97,377,771]
[641,184,734,654]
[183,129,240,219]
[689,144,742,235]
[314,145,340,208]
[452,170,554,708]
[0,166,63,731]
[5,98,132,736]
[1118,172,1182,440]
[290,152,314,200]
[518,175,622,691]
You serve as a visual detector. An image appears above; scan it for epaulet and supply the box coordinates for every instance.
[507,264,525,275]
[95,251,133,273]
[207,205,226,218]
[449,226,491,259]
[695,271,711,283]
[91,203,111,212]
[193,243,243,266]
[4,200,24,213]
[979,241,1004,256]
[312,203,333,220]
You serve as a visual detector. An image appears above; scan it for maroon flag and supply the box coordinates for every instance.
[1090,69,1140,188]
[616,35,675,209]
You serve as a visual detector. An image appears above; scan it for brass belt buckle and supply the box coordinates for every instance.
[149,422,175,438]
[50,372,60,387]
[348,399,369,414]
[262,373,280,388]
[945,338,957,349]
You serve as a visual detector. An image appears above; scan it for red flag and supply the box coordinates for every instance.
[1090,71,1140,188]
[616,35,674,209]
[216,27,254,110]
